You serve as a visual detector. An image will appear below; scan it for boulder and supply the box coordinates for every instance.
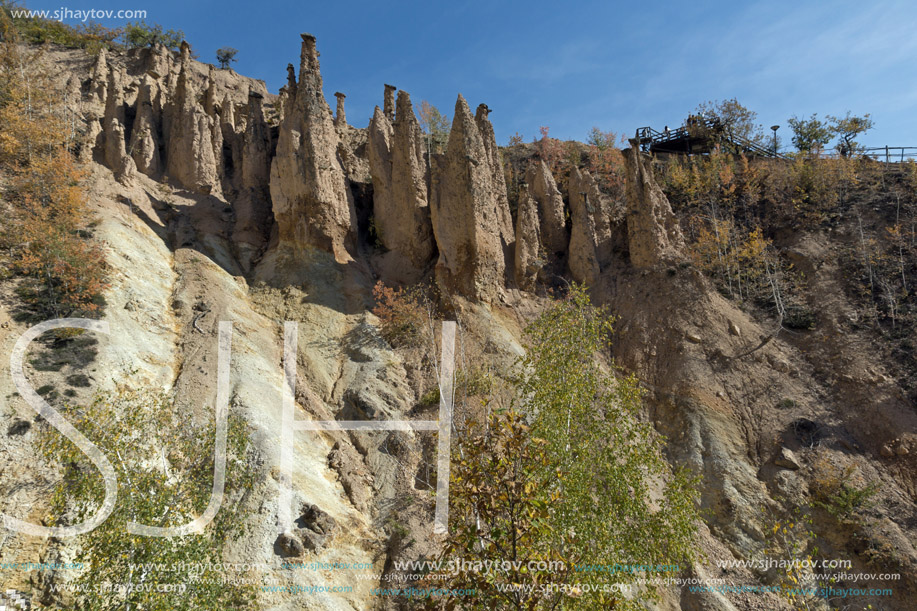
[774,447,801,470]
[275,531,304,557]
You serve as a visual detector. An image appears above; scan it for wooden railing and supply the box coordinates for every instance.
[861,146,917,163]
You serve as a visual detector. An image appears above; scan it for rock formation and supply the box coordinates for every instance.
[367,105,395,238]
[241,92,272,192]
[474,104,515,250]
[573,167,618,270]
[366,90,436,281]
[165,42,220,194]
[567,167,601,285]
[89,47,109,106]
[525,159,568,259]
[624,145,684,268]
[132,42,172,81]
[219,93,244,194]
[513,159,569,289]
[268,34,356,261]
[233,91,274,270]
[514,191,542,291]
[429,95,505,301]
[207,68,226,186]
[129,75,161,176]
[390,92,435,266]
[383,84,396,121]
[368,91,435,282]
[277,63,296,122]
[78,32,679,293]
[334,92,346,128]
[101,67,136,182]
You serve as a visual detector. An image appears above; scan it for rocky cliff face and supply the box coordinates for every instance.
[429,95,508,301]
[29,33,914,611]
[624,144,685,268]
[233,91,274,270]
[84,33,681,305]
[367,91,436,282]
[165,43,221,194]
[269,34,356,262]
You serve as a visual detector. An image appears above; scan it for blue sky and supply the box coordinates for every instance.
[31,0,917,150]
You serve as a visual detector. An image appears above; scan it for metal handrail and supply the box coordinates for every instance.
[635,119,782,158]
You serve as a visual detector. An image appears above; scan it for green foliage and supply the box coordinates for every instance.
[585,127,626,197]
[695,98,765,145]
[215,46,237,69]
[787,114,832,153]
[1,35,109,318]
[534,126,575,193]
[0,5,184,54]
[523,286,699,600]
[432,285,700,609]
[40,385,258,609]
[826,112,874,157]
[586,126,615,149]
[427,409,564,610]
[419,385,440,406]
[763,503,822,610]
[811,456,878,520]
[820,483,879,519]
[121,20,184,51]
[419,100,450,154]
[0,1,119,53]
[371,281,433,349]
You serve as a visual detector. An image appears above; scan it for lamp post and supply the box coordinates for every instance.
[771,125,779,158]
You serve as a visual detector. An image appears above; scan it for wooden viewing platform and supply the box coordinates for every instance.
[635,117,780,158]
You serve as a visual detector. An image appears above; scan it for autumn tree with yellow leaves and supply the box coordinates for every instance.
[0,11,107,317]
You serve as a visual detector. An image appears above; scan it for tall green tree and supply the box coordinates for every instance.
[121,20,184,51]
[695,98,765,145]
[215,46,238,69]
[827,111,874,157]
[419,100,450,154]
[787,114,832,154]
[431,285,700,610]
